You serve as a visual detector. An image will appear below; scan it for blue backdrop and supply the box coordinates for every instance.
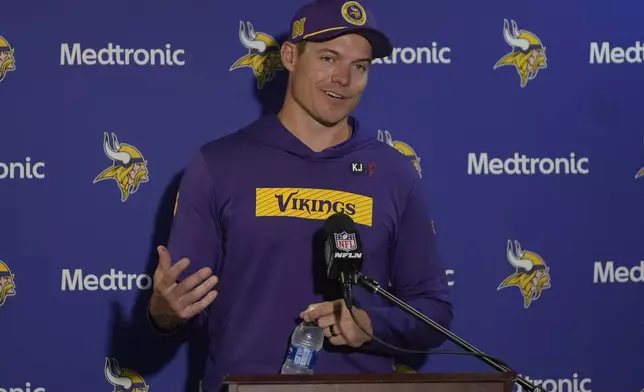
[2,1,643,391]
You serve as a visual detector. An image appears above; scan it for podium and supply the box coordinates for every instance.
[222,372,516,392]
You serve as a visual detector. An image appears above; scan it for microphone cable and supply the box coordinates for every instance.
[342,297,548,392]
[344,303,509,364]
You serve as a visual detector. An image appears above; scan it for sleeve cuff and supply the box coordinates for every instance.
[147,306,182,336]
[359,306,397,354]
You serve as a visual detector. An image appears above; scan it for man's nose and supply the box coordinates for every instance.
[331,66,351,86]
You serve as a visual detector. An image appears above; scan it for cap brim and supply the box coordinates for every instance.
[305,27,393,59]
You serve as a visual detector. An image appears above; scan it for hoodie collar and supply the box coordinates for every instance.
[241,113,373,160]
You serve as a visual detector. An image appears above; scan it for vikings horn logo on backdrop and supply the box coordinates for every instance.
[0,36,17,83]
[637,164,644,179]
[104,357,149,392]
[635,135,644,179]
[377,130,422,178]
[0,261,16,308]
[94,132,149,202]
[498,240,551,309]
[493,19,547,88]
[230,21,283,89]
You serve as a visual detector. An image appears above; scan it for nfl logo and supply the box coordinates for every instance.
[334,231,357,252]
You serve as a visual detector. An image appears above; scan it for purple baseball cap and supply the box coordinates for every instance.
[288,0,393,59]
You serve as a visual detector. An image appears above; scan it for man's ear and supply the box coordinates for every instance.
[281,42,297,72]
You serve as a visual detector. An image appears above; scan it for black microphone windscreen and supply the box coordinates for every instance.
[324,212,355,233]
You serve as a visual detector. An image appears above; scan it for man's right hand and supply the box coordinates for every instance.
[148,245,219,333]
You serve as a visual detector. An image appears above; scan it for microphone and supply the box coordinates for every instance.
[323,212,364,310]
[321,212,546,392]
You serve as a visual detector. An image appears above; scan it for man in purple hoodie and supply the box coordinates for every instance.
[147,0,453,390]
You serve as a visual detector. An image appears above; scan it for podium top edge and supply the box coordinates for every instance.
[222,372,517,385]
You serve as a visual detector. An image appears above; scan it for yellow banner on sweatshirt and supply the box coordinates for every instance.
[255,187,373,226]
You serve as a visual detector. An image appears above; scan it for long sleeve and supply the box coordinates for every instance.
[149,148,224,335]
[361,177,453,355]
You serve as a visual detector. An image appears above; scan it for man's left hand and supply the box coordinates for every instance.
[300,300,373,348]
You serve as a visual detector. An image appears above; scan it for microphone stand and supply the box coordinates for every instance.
[355,273,544,392]
[339,271,354,310]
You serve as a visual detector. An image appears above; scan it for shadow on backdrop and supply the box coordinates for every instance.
[107,171,209,392]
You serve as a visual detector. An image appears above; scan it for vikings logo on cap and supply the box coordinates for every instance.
[377,130,422,179]
[104,357,149,392]
[0,260,16,308]
[341,1,367,26]
[0,36,16,84]
[493,19,547,88]
[497,240,551,309]
[334,231,357,252]
[230,21,283,89]
[94,132,150,203]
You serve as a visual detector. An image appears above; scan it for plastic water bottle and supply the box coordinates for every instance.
[280,321,324,374]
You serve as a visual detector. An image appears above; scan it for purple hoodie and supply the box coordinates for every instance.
[162,114,453,391]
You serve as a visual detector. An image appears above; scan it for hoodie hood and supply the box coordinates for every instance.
[240,113,375,161]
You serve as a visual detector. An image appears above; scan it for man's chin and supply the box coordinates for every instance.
[313,115,343,128]
[312,107,352,128]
